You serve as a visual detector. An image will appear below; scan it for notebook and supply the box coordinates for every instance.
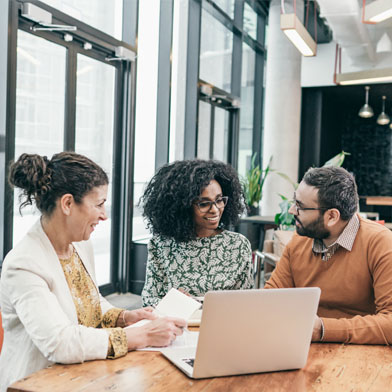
[161,287,321,379]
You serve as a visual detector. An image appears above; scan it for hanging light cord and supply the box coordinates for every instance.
[281,0,285,14]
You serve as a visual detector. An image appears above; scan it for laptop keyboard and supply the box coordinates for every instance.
[182,358,195,367]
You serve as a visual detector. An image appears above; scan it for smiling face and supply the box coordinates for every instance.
[69,185,108,242]
[193,179,225,238]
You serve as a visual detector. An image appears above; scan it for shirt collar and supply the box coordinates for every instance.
[313,213,360,254]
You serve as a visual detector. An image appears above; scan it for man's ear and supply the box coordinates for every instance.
[59,194,74,216]
[325,208,340,227]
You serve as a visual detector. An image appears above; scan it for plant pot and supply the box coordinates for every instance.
[248,206,260,216]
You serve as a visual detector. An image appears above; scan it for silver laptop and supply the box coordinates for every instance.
[162,287,321,379]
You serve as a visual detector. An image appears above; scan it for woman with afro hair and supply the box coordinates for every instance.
[140,159,254,306]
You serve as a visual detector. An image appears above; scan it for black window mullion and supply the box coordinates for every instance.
[155,0,174,171]
[2,0,19,262]
[209,104,215,159]
[111,61,126,293]
[184,0,202,159]
[230,0,243,169]
[229,109,239,167]
[64,47,77,151]
[252,15,266,169]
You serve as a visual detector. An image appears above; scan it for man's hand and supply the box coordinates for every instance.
[312,316,322,342]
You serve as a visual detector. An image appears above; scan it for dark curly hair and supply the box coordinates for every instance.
[9,152,108,216]
[140,159,247,242]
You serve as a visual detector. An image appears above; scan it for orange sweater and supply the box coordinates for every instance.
[265,216,392,344]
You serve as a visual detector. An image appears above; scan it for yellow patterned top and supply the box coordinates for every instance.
[59,248,128,359]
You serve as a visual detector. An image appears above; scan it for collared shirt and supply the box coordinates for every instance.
[312,214,360,261]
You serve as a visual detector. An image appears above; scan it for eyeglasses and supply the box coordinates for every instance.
[194,196,228,213]
[292,192,331,215]
[292,204,330,215]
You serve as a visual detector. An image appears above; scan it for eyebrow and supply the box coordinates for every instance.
[198,194,223,201]
[293,192,304,207]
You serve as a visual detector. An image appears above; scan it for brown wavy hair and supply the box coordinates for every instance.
[9,152,108,216]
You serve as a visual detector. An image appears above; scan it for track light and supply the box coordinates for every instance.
[280,13,316,57]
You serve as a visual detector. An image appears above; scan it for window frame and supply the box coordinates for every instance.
[2,0,137,295]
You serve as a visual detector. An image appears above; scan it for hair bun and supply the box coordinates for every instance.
[8,153,52,210]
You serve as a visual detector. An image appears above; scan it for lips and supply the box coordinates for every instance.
[205,216,220,222]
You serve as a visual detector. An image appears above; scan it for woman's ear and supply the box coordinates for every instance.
[59,194,74,216]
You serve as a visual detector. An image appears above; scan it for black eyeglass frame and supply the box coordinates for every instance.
[292,205,331,214]
[194,196,229,213]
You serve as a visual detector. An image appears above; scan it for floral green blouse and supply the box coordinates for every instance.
[141,230,254,307]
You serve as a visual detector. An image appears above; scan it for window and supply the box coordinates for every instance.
[13,30,66,244]
[4,1,136,295]
[199,9,233,92]
[42,0,123,40]
[238,42,255,178]
[75,55,116,285]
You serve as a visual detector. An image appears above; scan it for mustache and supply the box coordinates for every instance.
[294,216,303,226]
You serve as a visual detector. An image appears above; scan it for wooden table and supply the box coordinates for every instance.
[8,343,392,391]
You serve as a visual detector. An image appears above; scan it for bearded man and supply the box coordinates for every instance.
[265,166,392,345]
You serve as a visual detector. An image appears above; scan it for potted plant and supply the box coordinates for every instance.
[242,154,272,216]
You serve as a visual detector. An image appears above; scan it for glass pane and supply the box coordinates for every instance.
[244,3,258,40]
[42,0,123,40]
[75,54,115,286]
[213,107,229,162]
[212,0,235,18]
[13,30,66,245]
[238,42,255,178]
[200,10,233,91]
[197,100,212,159]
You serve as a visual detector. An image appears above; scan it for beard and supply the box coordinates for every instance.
[294,214,330,240]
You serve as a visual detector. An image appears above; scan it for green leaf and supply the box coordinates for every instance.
[322,151,350,168]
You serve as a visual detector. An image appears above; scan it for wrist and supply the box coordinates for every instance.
[125,327,148,351]
[117,311,127,328]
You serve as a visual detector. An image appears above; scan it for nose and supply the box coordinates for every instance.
[209,202,219,213]
[288,203,297,215]
[100,206,108,221]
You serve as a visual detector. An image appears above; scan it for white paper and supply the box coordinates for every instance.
[125,288,201,329]
[137,330,199,352]
[154,288,201,319]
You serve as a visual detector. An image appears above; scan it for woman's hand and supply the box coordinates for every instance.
[125,317,187,350]
[118,307,156,327]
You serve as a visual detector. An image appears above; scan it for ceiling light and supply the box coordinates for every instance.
[358,86,374,118]
[335,68,392,85]
[377,96,390,125]
[280,13,316,57]
[363,0,392,23]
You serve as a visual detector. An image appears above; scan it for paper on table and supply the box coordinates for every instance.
[125,288,201,329]
[137,330,199,352]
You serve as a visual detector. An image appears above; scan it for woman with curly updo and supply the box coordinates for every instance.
[141,159,254,307]
[0,152,185,391]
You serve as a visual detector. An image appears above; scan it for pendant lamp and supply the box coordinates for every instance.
[377,96,390,125]
[358,86,374,118]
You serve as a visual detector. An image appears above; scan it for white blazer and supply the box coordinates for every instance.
[0,220,115,392]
